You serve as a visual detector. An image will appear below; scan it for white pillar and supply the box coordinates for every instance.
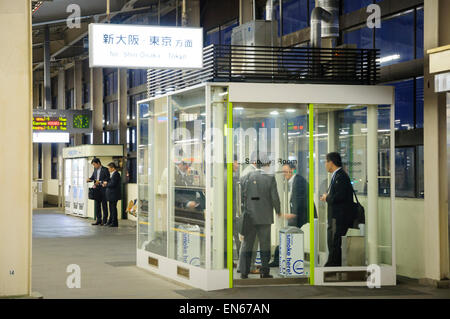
[0,0,32,297]
[212,101,225,269]
[367,104,378,265]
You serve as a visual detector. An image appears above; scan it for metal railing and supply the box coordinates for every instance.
[147,44,380,97]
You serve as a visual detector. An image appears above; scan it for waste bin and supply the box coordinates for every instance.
[279,227,305,277]
[176,224,201,267]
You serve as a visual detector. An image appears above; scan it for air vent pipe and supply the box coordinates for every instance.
[265,0,275,21]
[310,0,339,48]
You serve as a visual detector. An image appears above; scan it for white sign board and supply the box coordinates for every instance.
[89,23,203,69]
[435,72,450,93]
[33,132,70,143]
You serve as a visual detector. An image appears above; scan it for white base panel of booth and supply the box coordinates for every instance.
[137,249,229,291]
[314,265,396,286]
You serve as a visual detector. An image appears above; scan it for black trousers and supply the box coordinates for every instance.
[108,200,118,226]
[326,217,351,267]
[94,198,108,224]
[239,224,271,276]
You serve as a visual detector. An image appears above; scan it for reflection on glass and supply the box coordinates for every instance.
[169,89,206,268]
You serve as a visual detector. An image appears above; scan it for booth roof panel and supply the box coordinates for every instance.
[62,145,124,159]
[227,83,394,106]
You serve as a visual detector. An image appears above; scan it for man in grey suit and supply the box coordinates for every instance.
[239,153,281,279]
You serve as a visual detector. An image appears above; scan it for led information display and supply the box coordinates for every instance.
[33,109,93,134]
[89,23,203,69]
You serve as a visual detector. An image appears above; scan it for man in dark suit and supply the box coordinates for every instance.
[239,153,281,279]
[86,158,110,226]
[320,152,354,267]
[269,163,316,267]
[102,162,122,227]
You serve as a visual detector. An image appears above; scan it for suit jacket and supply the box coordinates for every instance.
[288,174,317,228]
[105,171,122,202]
[90,166,110,183]
[90,166,110,198]
[326,168,354,225]
[241,169,281,225]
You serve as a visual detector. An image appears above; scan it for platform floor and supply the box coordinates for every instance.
[32,209,450,299]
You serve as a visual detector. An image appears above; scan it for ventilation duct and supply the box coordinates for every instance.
[310,0,339,48]
[265,0,275,21]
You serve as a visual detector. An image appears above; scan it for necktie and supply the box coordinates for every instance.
[328,172,337,193]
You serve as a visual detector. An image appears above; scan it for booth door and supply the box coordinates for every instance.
[230,104,313,282]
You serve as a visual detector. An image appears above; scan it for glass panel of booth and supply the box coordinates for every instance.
[230,101,312,279]
[168,88,206,268]
[137,97,169,257]
[313,104,393,270]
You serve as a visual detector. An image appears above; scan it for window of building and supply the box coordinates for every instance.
[395,147,416,198]
[82,133,92,145]
[103,130,119,145]
[416,7,424,60]
[128,69,147,88]
[127,126,137,153]
[104,71,118,96]
[343,0,373,15]
[127,158,137,183]
[205,20,238,46]
[104,101,118,125]
[386,77,424,131]
[51,143,58,179]
[392,79,415,131]
[128,92,146,121]
[415,77,424,129]
[65,88,74,109]
[343,25,374,49]
[38,143,43,179]
[282,0,309,36]
[375,10,415,67]
[82,82,90,105]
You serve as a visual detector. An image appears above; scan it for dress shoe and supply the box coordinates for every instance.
[91,222,101,225]
[260,274,273,279]
[240,274,248,279]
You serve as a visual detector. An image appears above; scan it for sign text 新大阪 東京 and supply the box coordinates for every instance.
[89,23,203,69]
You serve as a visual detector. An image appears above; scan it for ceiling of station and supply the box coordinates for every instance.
[32,0,176,73]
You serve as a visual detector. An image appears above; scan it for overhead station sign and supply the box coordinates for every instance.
[33,109,92,134]
[89,23,203,69]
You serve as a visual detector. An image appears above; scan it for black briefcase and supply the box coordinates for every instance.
[88,187,100,200]
[351,189,365,228]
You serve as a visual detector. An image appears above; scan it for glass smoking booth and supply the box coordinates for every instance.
[136,82,395,291]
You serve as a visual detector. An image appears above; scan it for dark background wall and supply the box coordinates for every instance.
[201,0,239,31]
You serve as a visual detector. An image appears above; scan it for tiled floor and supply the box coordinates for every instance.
[31,209,450,299]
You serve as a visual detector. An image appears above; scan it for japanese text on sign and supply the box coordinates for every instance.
[89,24,203,69]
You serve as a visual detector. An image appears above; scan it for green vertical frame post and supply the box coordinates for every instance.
[227,99,234,288]
[308,103,315,285]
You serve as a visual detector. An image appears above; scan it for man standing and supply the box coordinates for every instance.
[87,158,110,226]
[320,152,354,267]
[102,162,122,227]
[269,163,316,267]
[239,153,281,279]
